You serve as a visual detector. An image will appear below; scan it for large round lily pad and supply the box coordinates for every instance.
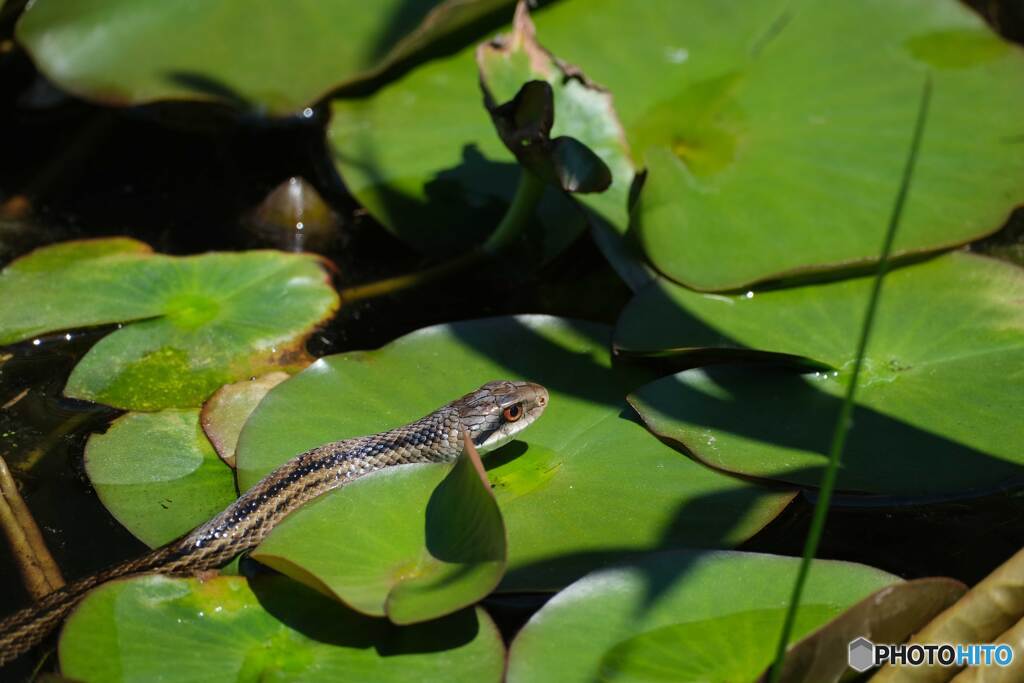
[236,315,794,590]
[59,574,505,682]
[0,238,338,410]
[505,550,901,683]
[605,0,1024,290]
[252,453,507,625]
[622,253,1024,496]
[16,0,514,115]
[331,0,1024,290]
[84,409,237,548]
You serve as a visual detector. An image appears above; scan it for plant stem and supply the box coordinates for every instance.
[338,170,545,303]
[338,250,483,303]
[767,75,932,683]
[481,169,545,255]
[0,455,65,598]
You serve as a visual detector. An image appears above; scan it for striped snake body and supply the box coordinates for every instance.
[0,380,548,666]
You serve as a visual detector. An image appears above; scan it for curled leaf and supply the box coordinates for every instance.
[477,3,615,193]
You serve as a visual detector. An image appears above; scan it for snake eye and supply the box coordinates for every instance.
[502,403,523,422]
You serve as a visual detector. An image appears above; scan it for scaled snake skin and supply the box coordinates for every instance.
[0,380,549,666]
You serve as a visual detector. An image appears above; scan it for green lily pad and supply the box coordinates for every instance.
[623,253,1024,495]
[0,238,338,410]
[236,315,794,590]
[505,549,900,683]
[201,372,291,468]
[600,577,965,683]
[16,0,514,115]
[599,608,836,683]
[252,451,506,624]
[610,0,1024,290]
[59,574,505,682]
[328,1,637,271]
[84,409,237,548]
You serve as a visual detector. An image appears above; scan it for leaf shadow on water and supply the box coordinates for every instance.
[248,572,482,655]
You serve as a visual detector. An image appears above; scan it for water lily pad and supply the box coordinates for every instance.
[599,608,837,683]
[84,409,237,548]
[201,372,291,468]
[0,238,338,410]
[328,1,635,268]
[236,315,793,590]
[16,0,514,115]
[608,0,1024,290]
[623,253,1024,495]
[252,451,506,624]
[505,549,900,683]
[59,573,505,682]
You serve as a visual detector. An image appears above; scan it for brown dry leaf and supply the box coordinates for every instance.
[200,372,291,468]
[873,547,1024,682]
[757,578,966,683]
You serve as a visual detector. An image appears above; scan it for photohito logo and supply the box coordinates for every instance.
[848,637,1014,673]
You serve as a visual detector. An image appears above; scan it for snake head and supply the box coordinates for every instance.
[452,380,549,452]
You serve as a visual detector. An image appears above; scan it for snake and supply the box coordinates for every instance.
[0,379,548,667]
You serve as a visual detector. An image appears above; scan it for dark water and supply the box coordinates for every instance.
[1,0,1023,679]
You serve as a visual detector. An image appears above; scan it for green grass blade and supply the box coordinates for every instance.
[767,74,933,683]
